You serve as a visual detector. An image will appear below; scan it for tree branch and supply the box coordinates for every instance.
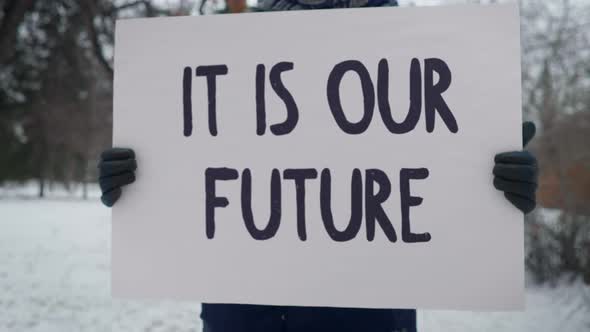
[0,0,37,64]
[79,0,113,78]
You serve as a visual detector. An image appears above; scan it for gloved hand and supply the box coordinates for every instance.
[98,148,137,207]
[493,122,538,213]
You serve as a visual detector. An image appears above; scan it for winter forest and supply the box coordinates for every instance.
[0,0,589,331]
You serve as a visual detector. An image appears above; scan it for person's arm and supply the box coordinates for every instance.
[98,148,136,207]
[493,121,538,213]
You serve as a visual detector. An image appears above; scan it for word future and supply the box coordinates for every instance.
[182,58,459,243]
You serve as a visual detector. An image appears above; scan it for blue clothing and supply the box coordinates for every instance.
[201,304,416,332]
[260,0,398,11]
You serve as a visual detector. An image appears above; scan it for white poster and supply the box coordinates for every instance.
[112,3,524,310]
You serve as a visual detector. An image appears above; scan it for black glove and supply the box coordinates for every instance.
[493,122,538,214]
[98,148,137,207]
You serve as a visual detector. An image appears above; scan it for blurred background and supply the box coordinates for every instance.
[0,0,589,331]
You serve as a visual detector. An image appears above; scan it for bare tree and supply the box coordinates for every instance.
[521,0,590,284]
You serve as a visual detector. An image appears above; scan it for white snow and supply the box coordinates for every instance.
[1,187,589,331]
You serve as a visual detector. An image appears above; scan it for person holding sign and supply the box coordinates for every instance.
[100,1,539,332]
[99,122,537,331]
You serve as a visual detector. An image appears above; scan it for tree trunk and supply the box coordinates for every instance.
[82,179,88,200]
[38,176,45,198]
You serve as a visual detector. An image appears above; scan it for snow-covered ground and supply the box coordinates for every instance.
[1,186,589,331]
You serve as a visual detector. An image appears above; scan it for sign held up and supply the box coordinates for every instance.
[113,3,524,310]
[185,57,457,243]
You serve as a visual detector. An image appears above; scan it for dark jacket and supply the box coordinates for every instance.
[201,303,416,332]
